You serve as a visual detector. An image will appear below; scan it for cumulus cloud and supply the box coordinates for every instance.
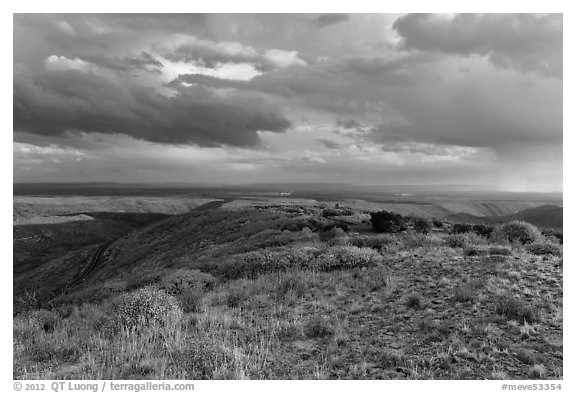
[156,34,307,72]
[393,13,562,78]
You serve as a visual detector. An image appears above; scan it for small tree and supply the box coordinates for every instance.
[370,211,407,233]
[473,224,494,238]
[413,217,432,234]
[452,223,473,234]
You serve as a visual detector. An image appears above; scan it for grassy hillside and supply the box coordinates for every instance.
[13,196,216,224]
[449,205,563,230]
[13,202,563,380]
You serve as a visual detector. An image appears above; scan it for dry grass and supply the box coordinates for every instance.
[14,205,563,380]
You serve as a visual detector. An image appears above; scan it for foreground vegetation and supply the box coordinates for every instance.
[13,203,563,380]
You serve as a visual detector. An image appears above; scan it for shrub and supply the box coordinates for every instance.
[452,223,473,234]
[483,255,507,263]
[473,224,494,238]
[413,217,433,234]
[526,241,562,257]
[314,246,383,271]
[28,309,61,333]
[495,295,539,323]
[463,246,488,257]
[444,232,486,248]
[527,365,547,379]
[541,229,563,245]
[402,233,437,249]
[303,317,334,338]
[347,234,399,250]
[112,286,183,330]
[453,286,477,303]
[281,216,324,232]
[322,208,340,218]
[177,290,204,313]
[492,221,541,245]
[370,211,407,233]
[489,247,513,256]
[432,219,444,228]
[406,293,422,310]
[276,274,308,299]
[320,221,349,237]
[159,269,216,295]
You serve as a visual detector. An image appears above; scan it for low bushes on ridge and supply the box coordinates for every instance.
[492,221,541,245]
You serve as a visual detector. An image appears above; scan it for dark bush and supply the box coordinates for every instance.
[281,216,324,232]
[406,294,422,310]
[452,223,473,234]
[319,226,347,242]
[413,217,433,234]
[526,241,562,257]
[463,246,488,257]
[159,269,216,295]
[322,208,340,218]
[473,224,494,238]
[370,211,407,233]
[541,229,563,245]
[29,309,61,333]
[347,234,399,250]
[492,221,541,245]
[489,246,513,256]
[322,221,350,232]
[432,219,444,228]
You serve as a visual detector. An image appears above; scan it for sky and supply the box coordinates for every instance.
[12,13,563,192]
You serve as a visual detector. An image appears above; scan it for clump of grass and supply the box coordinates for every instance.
[401,233,441,249]
[515,348,535,364]
[526,241,562,257]
[444,233,486,248]
[406,293,422,310]
[28,309,61,333]
[275,274,308,299]
[495,295,539,323]
[483,255,508,264]
[346,234,399,251]
[463,246,488,257]
[303,317,334,338]
[453,286,477,303]
[313,246,383,271]
[489,246,513,256]
[527,364,547,379]
[111,286,183,331]
[159,269,216,295]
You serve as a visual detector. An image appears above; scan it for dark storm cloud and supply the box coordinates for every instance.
[393,13,562,77]
[315,138,342,149]
[336,119,363,129]
[313,14,350,28]
[83,52,163,73]
[13,67,291,147]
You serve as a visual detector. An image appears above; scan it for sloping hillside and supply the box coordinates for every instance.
[14,201,563,380]
[448,205,563,230]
